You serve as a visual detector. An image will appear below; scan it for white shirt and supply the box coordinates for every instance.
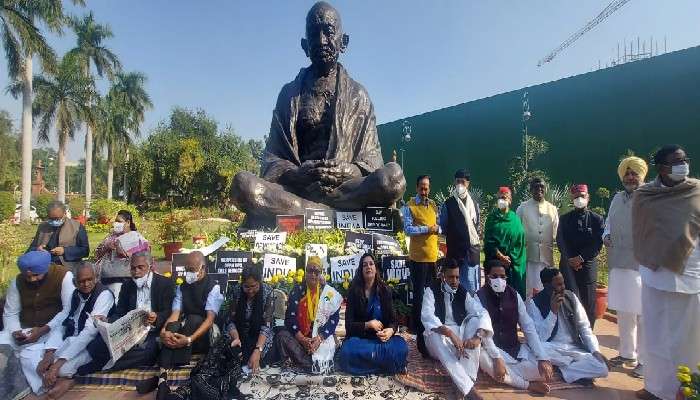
[516,199,559,266]
[640,244,700,294]
[2,272,75,334]
[172,284,224,315]
[525,294,600,353]
[135,273,154,311]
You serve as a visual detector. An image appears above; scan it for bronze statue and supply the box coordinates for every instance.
[231,1,406,228]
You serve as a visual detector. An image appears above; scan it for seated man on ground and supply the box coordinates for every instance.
[476,259,553,395]
[422,257,495,400]
[275,256,342,374]
[0,251,74,399]
[337,253,408,375]
[27,201,89,270]
[79,251,174,374]
[525,268,609,384]
[138,251,224,394]
[156,265,274,399]
[38,264,114,398]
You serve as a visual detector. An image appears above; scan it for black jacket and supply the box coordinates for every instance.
[344,285,396,339]
[111,272,175,331]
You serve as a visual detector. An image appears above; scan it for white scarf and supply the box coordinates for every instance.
[310,284,342,374]
[454,191,480,246]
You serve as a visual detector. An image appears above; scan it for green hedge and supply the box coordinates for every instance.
[0,191,14,221]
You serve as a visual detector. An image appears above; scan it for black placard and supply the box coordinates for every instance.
[364,207,393,231]
[344,231,373,252]
[171,253,189,283]
[208,273,230,295]
[213,250,252,281]
[304,208,334,230]
[382,255,410,284]
[372,233,402,256]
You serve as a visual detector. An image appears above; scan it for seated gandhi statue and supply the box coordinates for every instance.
[231,1,406,228]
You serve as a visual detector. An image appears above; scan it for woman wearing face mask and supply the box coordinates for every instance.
[94,210,147,299]
[484,187,527,298]
[337,253,408,375]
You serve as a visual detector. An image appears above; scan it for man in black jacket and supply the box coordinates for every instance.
[79,251,175,374]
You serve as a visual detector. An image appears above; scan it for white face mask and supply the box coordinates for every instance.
[573,196,588,209]
[669,163,690,182]
[489,277,507,293]
[497,198,509,210]
[455,184,467,198]
[185,270,200,284]
[133,272,150,288]
[113,222,125,233]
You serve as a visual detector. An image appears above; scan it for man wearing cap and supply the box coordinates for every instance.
[27,201,89,270]
[516,178,559,298]
[604,156,648,377]
[439,169,481,294]
[0,251,74,397]
[556,184,604,327]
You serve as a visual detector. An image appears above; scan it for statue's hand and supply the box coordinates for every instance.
[318,160,360,188]
[295,160,325,185]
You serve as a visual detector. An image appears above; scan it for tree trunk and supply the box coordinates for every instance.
[122,148,129,201]
[106,144,113,200]
[20,55,33,222]
[57,131,67,203]
[85,124,93,213]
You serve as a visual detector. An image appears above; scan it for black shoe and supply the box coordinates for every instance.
[609,355,637,367]
[136,375,159,394]
[574,378,594,387]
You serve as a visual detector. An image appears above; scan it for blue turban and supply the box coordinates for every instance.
[18,251,51,274]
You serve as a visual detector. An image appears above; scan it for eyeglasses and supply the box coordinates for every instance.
[306,268,322,276]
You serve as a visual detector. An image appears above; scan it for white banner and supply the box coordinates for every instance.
[262,253,297,280]
[304,243,328,272]
[335,211,364,230]
[329,253,361,283]
[253,232,287,253]
[95,308,151,369]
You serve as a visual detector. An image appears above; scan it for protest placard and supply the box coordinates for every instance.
[262,253,296,280]
[335,211,364,230]
[304,243,328,271]
[208,273,230,295]
[276,214,305,232]
[95,308,150,369]
[364,207,393,231]
[329,253,361,282]
[253,232,287,253]
[372,233,403,256]
[171,253,188,283]
[344,231,373,254]
[382,255,410,284]
[304,208,334,229]
[213,250,252,281]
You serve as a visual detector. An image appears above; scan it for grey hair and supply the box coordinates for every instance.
[74,262,96,277]
[131,251,153,265]
[47,200,66,213]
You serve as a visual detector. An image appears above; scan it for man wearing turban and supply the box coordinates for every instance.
[0,251,75,396]
[603,156,648,378]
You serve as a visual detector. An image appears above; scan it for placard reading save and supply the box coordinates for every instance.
[253,232,287,253]
[170,253,188,283]
[329,253,361,283]
[382,255,410,284]
[335,211,363,230]
[304,209,334,230]
[262,254,296,280]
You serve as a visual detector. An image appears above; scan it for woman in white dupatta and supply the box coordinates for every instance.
[275,256,342,374]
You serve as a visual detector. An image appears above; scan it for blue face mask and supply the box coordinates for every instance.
[47,219,64,228]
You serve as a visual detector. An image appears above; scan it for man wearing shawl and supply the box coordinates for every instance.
[0,251,74,398]
[556,184,604,327]
[603,156,648,378]
[230,2,405,227]
[633,145,700,400]
[484,186,527,298]
[275,256,342,374]
[526,268,608,384]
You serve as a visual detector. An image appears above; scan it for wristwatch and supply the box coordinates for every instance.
[186,336,192,346]
[255,345,264,352]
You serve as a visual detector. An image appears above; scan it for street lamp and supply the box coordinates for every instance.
[522,92,531,173]
[400,120,412,171]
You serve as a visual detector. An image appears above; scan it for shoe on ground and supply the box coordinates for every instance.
[137,372,166,394]
[609,355,637,367]
[631,364,643,379]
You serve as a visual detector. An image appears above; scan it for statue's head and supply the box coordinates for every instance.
[302,2,349,70]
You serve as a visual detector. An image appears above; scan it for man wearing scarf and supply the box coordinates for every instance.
[421,258,495,400]
[484,186,527,298]
[556,184,604,327]
[476,260,553,395]
[27,201,89,270]
[276,256,342,374]
[603,156,648,378]
[37,264,114,398]
[633,145,700,400]
[0,251,74,398]
[526,268,608,384]
[516,178,559,298]
[439,169,481,293]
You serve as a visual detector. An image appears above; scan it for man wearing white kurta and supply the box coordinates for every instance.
[603,156,648,377]
[0,251,74,398]
[38,264,114,398]
[422,259,494,400]
[526,268,608,383]
[516,178,559,298]
[632,145,700,400]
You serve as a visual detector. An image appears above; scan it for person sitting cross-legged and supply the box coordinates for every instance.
[38,263,114,399]
[525,268,609,384]
[274,256,342,374]
[422,257,496,400]
[476,259,553,395]
[337,253,408,375]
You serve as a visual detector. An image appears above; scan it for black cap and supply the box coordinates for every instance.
[454,169,470,180]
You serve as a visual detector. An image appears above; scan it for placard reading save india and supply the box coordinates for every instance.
[253,232,287,253]
[329,253,361,283]
[335,211,364,230]
[262,253,296,280]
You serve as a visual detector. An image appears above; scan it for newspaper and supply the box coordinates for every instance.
[95,308,151,369]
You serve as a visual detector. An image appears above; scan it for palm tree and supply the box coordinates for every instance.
[1,0,66,222]
[68,11,120,210]
[97,71,151,199]
[33,53,95,202]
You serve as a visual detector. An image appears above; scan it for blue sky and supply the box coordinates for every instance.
[1,0,699,161]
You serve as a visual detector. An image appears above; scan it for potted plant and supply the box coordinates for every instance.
[68,196,86,224]
[157,211,191,261]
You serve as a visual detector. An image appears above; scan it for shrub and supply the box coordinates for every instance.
[68,196,85,217]
[91,199,139,221]
[157,211,191,243]
[0,191,14,221]
[33,193,55,220]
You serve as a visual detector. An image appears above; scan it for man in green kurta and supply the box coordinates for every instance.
[484,186,527,298]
